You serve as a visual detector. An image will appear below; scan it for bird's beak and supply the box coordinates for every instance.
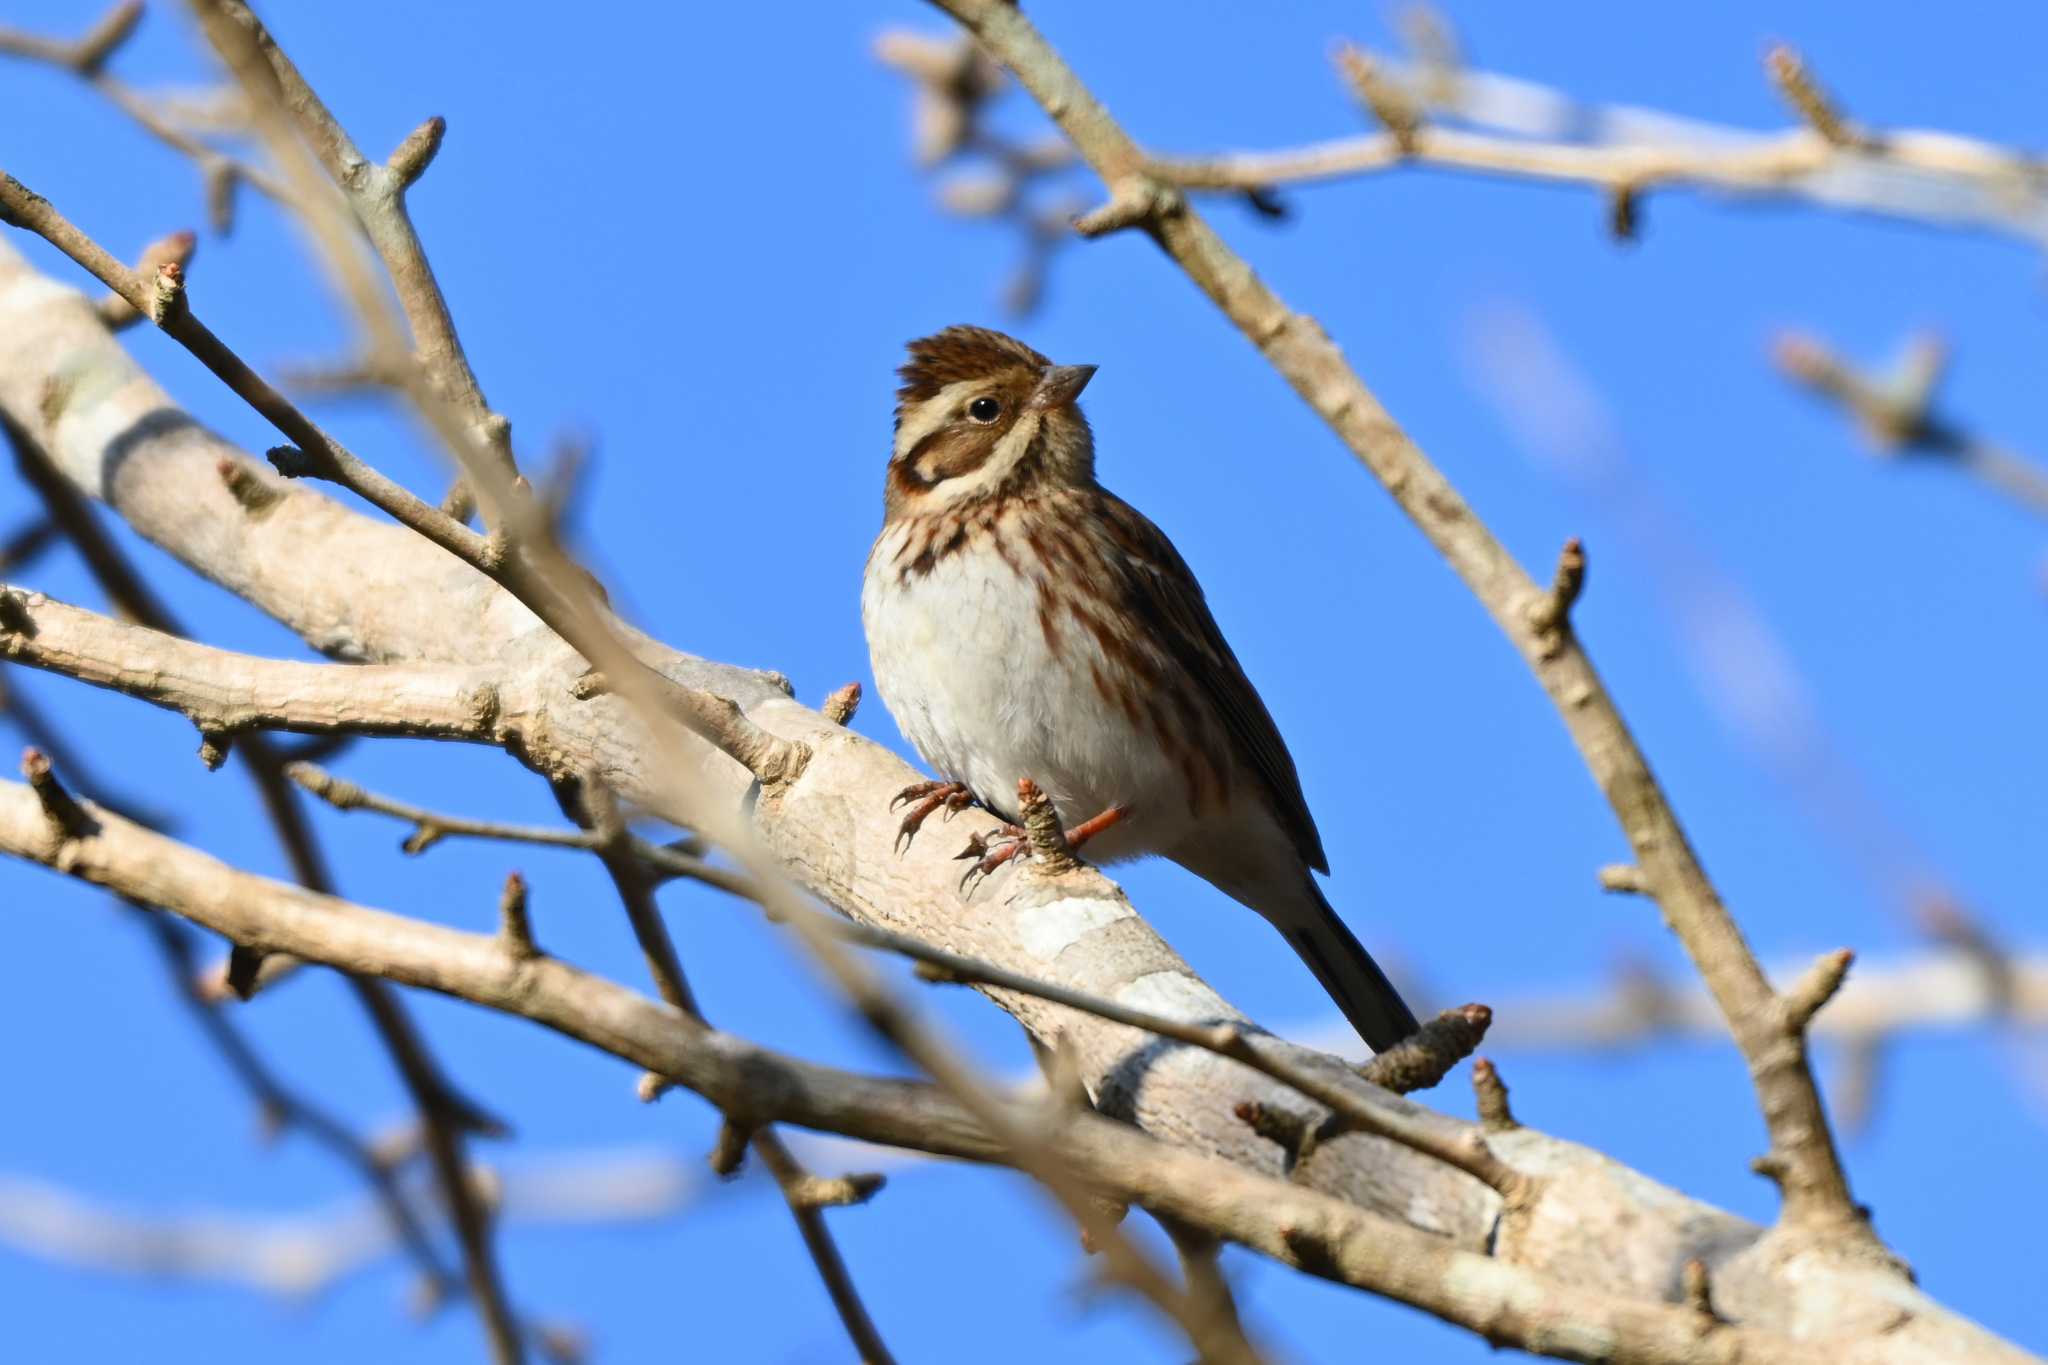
[1029,363,1097,411]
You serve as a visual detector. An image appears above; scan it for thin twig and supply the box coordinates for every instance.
[286,761,750,900]
[135,909,458,1299]
[553,770,898,1365]
[751,1130,898,1365]
[349,976,524,1365]
[191,1,518,488]
[285,761,1496,1184]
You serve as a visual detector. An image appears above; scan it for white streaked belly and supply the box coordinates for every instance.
[861,523,1193,856]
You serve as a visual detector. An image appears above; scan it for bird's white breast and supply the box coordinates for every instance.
[861,519,1192,855]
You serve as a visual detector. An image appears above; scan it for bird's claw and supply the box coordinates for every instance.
[955,823,1028,895]
[891,779,956,812]
[892,781,975,853]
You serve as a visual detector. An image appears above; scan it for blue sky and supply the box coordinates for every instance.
[1,1,2043,1360]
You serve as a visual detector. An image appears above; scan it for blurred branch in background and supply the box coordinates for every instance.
[0,1,286,232]
[1324,947,2046,1134]
[1154,25,2048,250]
[1774,330,2048,524]
[881,10,2048,319]
[1460,303,2044,1127]
[875,31,1088,313]
[0,1147,693,1303]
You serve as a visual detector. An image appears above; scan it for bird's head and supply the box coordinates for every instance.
[886,325,1096,517]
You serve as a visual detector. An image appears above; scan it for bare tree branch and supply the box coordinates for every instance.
[1142,43,2048,248]
[922,0,1878,1258]
[3,777,1956,1365]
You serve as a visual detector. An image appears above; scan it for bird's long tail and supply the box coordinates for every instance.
[1269,881,1418,1053]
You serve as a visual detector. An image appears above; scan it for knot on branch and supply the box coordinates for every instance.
[387,115,447,190]
[223,944,271,1001]
[22,748,96,840]
[196,730,232,771]
[1765,45,1869,150]
[1471,1056,1518,1131]
[1682,1258,1725,1333]
[216,457,284,516]
[789,1171,887,1210]
[1524,536,1586,651]
[1335,43,1421,152]
[1783,947,1854,1029]
[285,761,365,809]
[1359,1002,1492,1094]
[98,231,197,331]
[821,681,862,726]
[709,1117,753,1178]
[1235,1099,1323,1174]
[497,871,538,959]
[147,260,186,325]
[1608,183,1642,242]
[0,588,36,640]
[1597,862,1648,895]
[1072,176,1183,238]
[1017,777,1079,874]
[265,445,324,480]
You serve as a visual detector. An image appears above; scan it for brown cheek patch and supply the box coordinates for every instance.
[908,424,1005,485]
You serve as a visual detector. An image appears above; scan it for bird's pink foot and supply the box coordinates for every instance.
[956,802,1130,893]
[891,780,976,852]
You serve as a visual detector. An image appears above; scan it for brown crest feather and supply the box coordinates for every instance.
[897,325,1049,423]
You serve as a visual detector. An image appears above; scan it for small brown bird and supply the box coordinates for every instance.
[861,326,1418,1051]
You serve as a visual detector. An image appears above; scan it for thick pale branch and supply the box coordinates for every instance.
[0,587,501,744]
[0,782,1886,1365]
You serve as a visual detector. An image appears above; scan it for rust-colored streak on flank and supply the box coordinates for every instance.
[1021,520,1060,578]
[1036,590,1065,656]
[1086,660,1119,712]
[1070,599,1160,688]
[1052,525,1094,581]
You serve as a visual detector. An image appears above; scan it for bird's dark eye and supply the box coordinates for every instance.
[967,396,1002,424]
